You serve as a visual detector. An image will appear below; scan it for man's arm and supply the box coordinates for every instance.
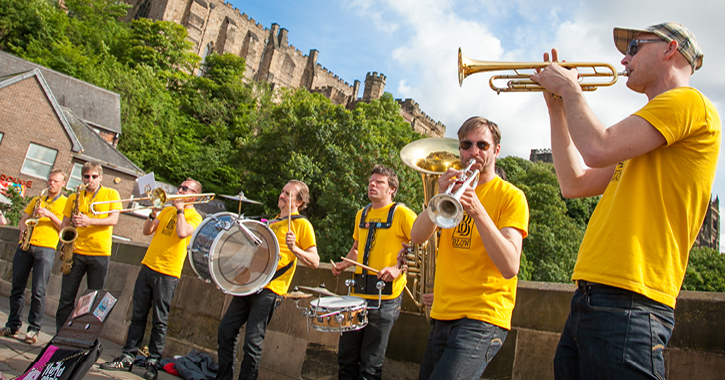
[459,187,523,279]
[143,212,161,236]
[18,212,30,234]
[332,240,358,276]
[74,212,119,227]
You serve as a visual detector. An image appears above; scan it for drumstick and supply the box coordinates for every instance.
[288,196,292,232]
[403,285,417,305]
[330,260,338,270]
[341,257,378,273]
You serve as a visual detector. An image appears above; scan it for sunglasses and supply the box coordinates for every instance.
[626,38,662,56]
[178,185,197,193]
[459,140,491,151]
[83,174,99,179]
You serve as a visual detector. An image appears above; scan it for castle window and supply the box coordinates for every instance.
[20,143,57,180]
[135,0,152,20]
[197,42,213,76]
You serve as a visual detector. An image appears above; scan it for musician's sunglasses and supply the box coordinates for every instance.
[178,185,197,193]
[460,140,491,151]
[626,39,663,56]
[83,174,99,179]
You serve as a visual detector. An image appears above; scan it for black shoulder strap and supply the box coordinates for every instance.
[359,203,399,275]
[271,260,295,281]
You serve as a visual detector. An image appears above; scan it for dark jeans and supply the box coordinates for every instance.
[553,281,675,380]
[338,295,402,380]
[418,317,507,380]
[55,254,109,333]
[5,245,55,333]
[216,289,282,380]
[121,265,179,361]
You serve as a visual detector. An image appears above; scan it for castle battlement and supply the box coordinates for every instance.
[366,71,386,82]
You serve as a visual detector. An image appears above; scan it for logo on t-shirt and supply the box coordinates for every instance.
[611,162,625,182]
[161,217,176,236]
[451,215,473,249]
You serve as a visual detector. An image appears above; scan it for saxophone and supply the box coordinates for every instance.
[19,188,49,251]
[58,184,87,275]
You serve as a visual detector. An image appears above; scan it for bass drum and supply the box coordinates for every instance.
[188,212,280,296]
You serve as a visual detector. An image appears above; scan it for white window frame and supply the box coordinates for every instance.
[66,162,84,190]
[20,143,58,180]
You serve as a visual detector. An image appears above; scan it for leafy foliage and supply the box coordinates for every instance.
[682,247,725,292]
[0,187,30,226]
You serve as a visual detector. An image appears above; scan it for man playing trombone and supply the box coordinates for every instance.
[216,180,319,380]
[408,117,529,380]
[101,179,203,380]
[331,165,417,380]
[530,23,720,379]
[0,170,67,344]
[55,162,121,333]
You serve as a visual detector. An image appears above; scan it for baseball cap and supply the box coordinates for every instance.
[613,22,703,72]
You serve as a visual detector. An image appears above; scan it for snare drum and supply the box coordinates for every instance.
[309,296,368,333]
[188,212,280,296]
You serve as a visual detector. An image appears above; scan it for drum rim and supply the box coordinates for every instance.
[313,296,367,309]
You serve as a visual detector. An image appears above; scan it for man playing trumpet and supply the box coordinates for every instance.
[530,22,720,379]
[101,179,203,380]
[0,170,67,344]
[331,165,417,380]
[408,117,529,380]
[55,162,121,333]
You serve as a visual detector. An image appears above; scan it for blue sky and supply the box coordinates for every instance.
[228,0,725,249]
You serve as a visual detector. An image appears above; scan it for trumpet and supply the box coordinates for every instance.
[427,159,480,229]
[458,48,627,94]
[90,187,215,215]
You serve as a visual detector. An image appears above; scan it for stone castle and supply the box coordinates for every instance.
[121,0,445,137]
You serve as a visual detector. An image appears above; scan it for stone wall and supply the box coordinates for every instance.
[1,227,721,379]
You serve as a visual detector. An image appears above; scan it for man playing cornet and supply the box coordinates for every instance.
[408,117,529,380]
[101,179,203,380]
[55,162,121,333]
[530,22,720,379]
[0,170,67,344]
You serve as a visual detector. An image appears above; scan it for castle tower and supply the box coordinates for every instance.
[362,72,386,102]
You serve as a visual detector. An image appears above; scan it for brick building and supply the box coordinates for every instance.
[0,67,151,244]
[121,0,445,137]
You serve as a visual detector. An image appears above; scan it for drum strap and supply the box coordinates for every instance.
[354,203,398,295]
[268,214,308,282]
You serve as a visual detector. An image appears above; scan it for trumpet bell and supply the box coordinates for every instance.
[427,194,464,229]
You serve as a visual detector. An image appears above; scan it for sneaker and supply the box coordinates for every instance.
[23,330,38,344]
[0,327,18,337]
[100,355,134,371]
[143,361,158,380]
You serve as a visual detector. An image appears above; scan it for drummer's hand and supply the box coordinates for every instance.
[422,292,434,309]
[378,265,401,282]
[285,231,297,252]
[331,261,346,277]
[396,243,411,270]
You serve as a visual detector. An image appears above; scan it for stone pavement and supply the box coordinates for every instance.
[0,295,179,380]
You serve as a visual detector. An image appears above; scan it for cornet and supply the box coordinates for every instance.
[427,159,480,229]
[90,187,215,215]
[458,48,627,94]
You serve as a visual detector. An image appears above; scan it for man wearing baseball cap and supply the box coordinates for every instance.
[531,22,720,379]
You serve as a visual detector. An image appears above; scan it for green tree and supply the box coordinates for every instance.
[0,187,30,226]
[682,247,725,292]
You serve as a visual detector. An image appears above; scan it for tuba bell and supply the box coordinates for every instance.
[400,137,462,315]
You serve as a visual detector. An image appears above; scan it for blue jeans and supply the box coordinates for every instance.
[121,265,179,361]
[338,295,402,380]
[216,289,282,380]
[6,245,55,333]
[55,254,109,333]
[418,317,507,380]
[553,281,675,380]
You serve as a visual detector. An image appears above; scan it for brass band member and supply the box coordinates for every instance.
[101,179,203,380]
[331,165,417,380]
[0,170,67,344]
[530,22,720,379]
[55,162,121,333]
[216,180,320,380]
[410,117,529,380]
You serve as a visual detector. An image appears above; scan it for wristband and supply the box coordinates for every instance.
[148,213,156,221]
[177,209,184,215]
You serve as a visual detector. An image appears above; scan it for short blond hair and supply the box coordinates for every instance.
[288,180,310,210]
[48,169,67,182]
[81,162,103,176]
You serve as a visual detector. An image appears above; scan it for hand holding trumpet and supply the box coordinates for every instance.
[529,49,582,100]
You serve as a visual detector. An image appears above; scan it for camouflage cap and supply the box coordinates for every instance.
[613,22,703,73]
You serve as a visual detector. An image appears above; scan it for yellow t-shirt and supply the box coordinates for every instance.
[142,207,203,278]
[23,194,68,249]
[63,186,121,256]
[574,87,721,308]
[351,203,417,300]
[432,176,529,329]
[265,213,316,295]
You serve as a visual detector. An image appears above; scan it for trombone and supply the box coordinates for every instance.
[458,47,627,94]
[90,188,215,215]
